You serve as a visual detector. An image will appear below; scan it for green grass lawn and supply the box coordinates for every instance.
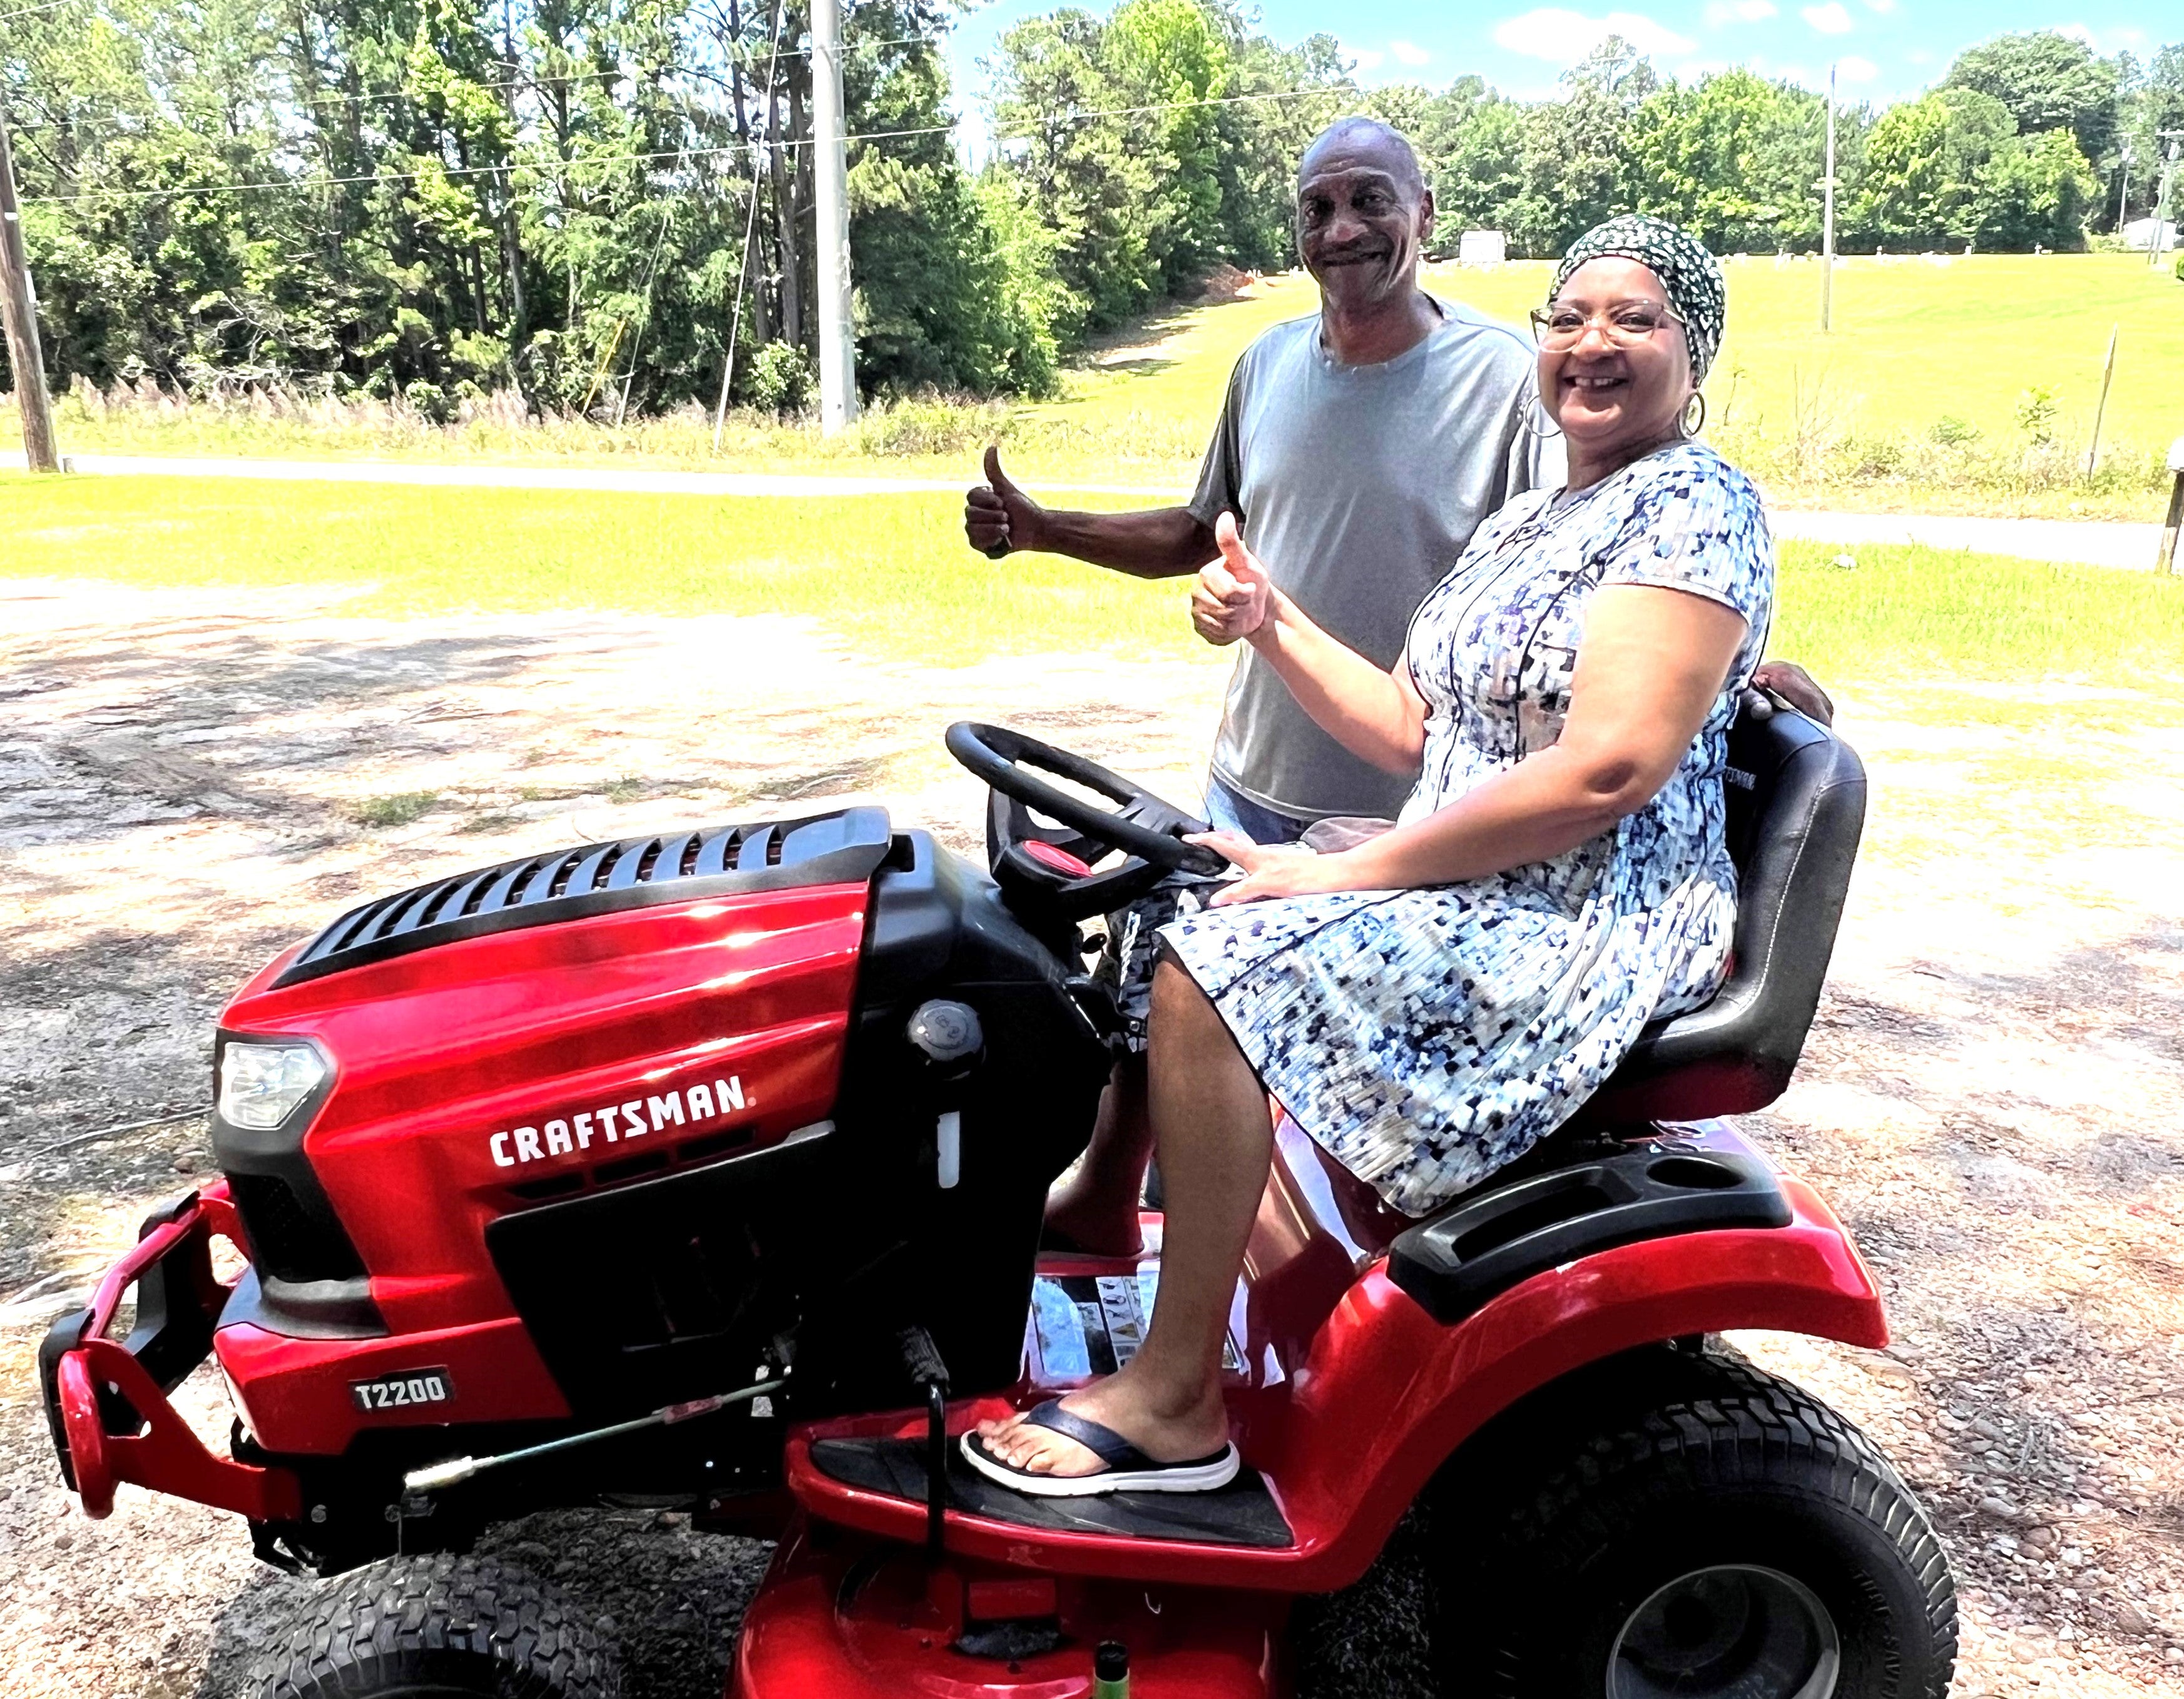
[19,256,2178,519]
[1058,254,2183,452]
[8,473,2181,686]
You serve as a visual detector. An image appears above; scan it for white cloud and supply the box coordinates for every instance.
[1836,54,1878,82]
[1391,39,1433,66]
[2055,23,2147,53]
[1493,9,1698,63]
[1702,0,1775,22]
[1802,2,1854,33]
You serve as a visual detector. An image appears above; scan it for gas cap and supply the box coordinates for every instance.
[907,1000,983,1064]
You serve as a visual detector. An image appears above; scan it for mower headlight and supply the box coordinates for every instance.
[218,1041,328,1130]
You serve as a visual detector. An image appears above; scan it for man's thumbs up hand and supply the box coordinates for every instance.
[964,445,1049,559]
[1192,511,1273,647]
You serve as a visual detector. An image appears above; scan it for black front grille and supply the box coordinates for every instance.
[276,806,892,986]
[227,1171,362,1285]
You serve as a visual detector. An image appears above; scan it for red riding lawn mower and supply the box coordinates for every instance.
[39,712,1956,1699]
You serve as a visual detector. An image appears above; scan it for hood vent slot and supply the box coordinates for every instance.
[277,807,892,987]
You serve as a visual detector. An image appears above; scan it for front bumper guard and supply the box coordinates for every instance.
[36,1183,302,1523]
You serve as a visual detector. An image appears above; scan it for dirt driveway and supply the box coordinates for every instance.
[2,577,2180,1699]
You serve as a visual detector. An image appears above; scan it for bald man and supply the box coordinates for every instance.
[969,117,1547,841]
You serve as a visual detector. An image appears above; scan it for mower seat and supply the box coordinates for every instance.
[1572,707,1866,1127]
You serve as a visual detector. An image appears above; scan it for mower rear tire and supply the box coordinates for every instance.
[1439,1352,1956,1699]
[252,1552,621,1699]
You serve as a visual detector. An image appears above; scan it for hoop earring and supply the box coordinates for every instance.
[1523,390,1563,440]
[1679,390,1707,437]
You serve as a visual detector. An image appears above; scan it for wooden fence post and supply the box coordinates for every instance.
[2157,438,2184,576]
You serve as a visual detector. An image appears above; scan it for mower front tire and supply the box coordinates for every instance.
[1441,1353,1956,1699]
[252,1552,621,1699]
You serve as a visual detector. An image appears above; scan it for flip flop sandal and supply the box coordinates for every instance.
[960,1397,1240,1498]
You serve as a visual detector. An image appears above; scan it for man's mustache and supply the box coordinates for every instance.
[1312,244,1395,266]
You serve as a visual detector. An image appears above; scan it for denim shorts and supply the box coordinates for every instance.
[1200,773,1311,846]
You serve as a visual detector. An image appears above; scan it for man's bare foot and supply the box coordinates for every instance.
[1041,1169,1144,1258]
[974,1367,1228,1479]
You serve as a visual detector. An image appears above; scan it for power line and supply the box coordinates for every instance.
[0,0,76,21]
[21,83,1359,205]
[715,0,790,449]
[3,34,943,136]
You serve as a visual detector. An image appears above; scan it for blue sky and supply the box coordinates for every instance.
[941,1,2168,155]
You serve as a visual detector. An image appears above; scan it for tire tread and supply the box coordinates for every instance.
[1447,1350,1956,1699]
[252,1552,621,1699]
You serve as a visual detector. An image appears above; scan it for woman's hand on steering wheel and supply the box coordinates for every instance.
[1192,831,1347,907]
[1191,513,1273,648]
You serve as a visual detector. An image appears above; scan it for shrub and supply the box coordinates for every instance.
[1929,415,1981,446]
[850,394,1012,457]
[742,342,814,415]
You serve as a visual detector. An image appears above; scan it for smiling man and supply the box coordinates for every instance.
[966,116,1546,839]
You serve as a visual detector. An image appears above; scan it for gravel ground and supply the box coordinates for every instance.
[1,576,2178,1699]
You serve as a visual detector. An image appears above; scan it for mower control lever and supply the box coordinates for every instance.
[895,1326,952,1555]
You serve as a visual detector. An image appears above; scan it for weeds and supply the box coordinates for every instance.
[1710,414,2168,514]
[16,377,1191,482]
[352,791,441,828]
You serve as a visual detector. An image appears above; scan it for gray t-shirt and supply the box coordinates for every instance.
[1189,295,1558,820]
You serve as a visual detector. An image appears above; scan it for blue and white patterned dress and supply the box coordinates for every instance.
[1162,441,1775,1218]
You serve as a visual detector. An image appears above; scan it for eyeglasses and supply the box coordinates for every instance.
[1529,302,1686,349]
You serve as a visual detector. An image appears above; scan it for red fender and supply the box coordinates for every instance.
[787,1135,1882,1593]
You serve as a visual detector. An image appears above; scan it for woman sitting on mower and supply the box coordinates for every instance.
[969,215,1772,1497]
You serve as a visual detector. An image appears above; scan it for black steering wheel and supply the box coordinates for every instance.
[944,722,1227,924]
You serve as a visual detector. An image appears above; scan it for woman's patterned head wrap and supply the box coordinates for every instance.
[1551,215,1727,384]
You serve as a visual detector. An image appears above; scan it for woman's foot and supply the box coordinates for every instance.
[973,1366,1228,1481]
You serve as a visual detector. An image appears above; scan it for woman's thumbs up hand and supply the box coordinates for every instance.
[1191,511,1273,647]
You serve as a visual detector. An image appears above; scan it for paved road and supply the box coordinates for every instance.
[6,451,2169,569]
[1766,507,2165,572]
[2,451,1150,500]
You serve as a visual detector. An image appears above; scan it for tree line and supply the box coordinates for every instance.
[3,3,2178,415]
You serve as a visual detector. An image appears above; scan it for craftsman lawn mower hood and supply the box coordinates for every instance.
[207,809,894,1334]
[201,804,1111,1434]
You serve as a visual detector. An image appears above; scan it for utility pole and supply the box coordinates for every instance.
[2116,144,2131,235]
[811,0,857,432]
[1820,63,1837,335]
[0,105,60,472]
[2150,135,2182,271]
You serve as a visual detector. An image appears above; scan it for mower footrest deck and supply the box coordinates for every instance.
[809,1436,1294,1548]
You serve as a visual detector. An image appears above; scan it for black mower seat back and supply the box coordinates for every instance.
[1386,710,1863,1324]
[1576,707,1867,1126]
